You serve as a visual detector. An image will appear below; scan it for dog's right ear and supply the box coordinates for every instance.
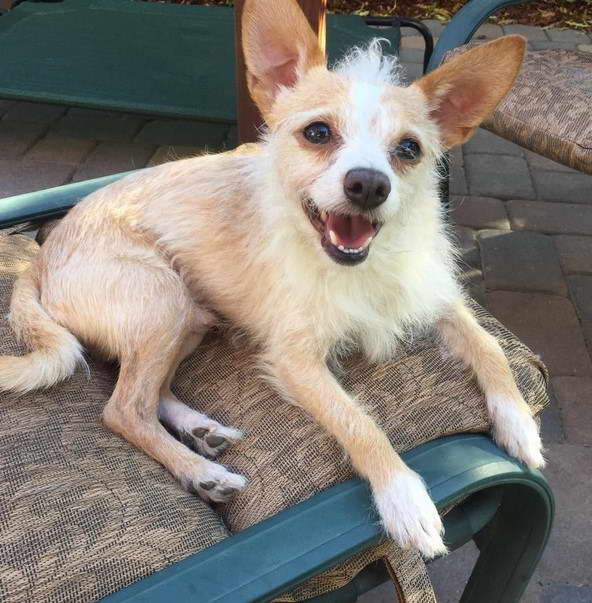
[242,0,326,120]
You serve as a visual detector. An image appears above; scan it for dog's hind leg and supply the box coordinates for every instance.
[437,299,544,469]
[103,328,246,503]
[158,333,243,459]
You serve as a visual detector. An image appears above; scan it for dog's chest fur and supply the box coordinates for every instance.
[128,152,461,361]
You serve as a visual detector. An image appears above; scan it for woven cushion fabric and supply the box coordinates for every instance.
[0,234,230,603]
[444,45,592,174]
[0,230,550,602]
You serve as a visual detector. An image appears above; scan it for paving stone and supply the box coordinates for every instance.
[530,40,582,51]
[479,231,567,296]
[450,196,510,230]
[582,318,592,352]
[463,128,524,156]
[534,443,592,585]
[135,119,229,148]
[54,114,146,142]
[357,579,396,602]
[452,225,482,270]
[502,24,548,40]
[554,236,592,275]
[459,263,486,304]
[552,377,592,445]
[0,160,73,197]
[578,43,592,54]
[72,142,155,181]
[0,121,47,159]
[485,291,592,376]
[0,99,16,116]
[541,584,592,603]
[449,164,468,196]
[465,154,535,200]
[531,170,592,204]
[540,388,565,444]
[67,107,126,119]
[428,541,479,603]
[453,225,476,252]
[567,275,592,321]
[3,101,66,124]
[546,28,590,43]
[507,201,592,236]
[474,23,503,39]
[147,145,204,167]
[525,151,576,173]
[448,145,463,168]
[26,134,96,165]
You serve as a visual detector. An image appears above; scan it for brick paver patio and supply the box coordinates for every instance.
[0,19,590,603]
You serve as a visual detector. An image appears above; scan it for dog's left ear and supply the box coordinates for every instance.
[242,0,326,120]
[414,36,525,148]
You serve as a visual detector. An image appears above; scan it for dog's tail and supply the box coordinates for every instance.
[0,267,84,393]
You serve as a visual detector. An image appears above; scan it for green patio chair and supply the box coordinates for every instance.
[1,173,552,602]
[0,1,557,601]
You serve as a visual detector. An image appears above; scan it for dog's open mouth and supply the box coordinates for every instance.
[304,200,382,265]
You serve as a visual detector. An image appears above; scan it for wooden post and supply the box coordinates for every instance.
[234,0,327,144]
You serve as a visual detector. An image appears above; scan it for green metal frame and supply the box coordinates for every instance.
[97,435,552,603]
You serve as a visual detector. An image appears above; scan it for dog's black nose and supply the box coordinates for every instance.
[343,168,391,209]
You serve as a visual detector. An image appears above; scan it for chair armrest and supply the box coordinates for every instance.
[427,0,533,73]
[101,434,553,603]
[0,171,135,228]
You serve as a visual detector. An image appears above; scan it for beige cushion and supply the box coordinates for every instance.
[0,234,230,603]
[0,230,550,601]
[445,46,592,174]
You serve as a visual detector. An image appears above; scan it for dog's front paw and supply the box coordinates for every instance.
[488,393,545,469]
[182,461,247,503]
[374,471,447,559]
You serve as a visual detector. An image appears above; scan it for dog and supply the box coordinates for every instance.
[0,0,543,558]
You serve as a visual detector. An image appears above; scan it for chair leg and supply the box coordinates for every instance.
[460,480,554,603]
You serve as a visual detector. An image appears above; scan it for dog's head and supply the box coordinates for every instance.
[243,0,525,267]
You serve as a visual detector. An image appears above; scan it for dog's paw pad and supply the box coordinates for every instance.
[185,465,247,503]
[163,417,242,458]
[190,425,242,458]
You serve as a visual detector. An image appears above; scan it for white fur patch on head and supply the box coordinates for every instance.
[333,38,404,87]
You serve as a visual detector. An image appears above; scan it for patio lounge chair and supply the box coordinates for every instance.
[0,1,558,600]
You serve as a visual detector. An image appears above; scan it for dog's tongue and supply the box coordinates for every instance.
[326,213,375,248]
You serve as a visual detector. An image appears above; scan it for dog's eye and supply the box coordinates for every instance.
[393,138,421,161]
[303,122,331,144]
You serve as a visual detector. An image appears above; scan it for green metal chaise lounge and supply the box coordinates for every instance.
[0,0,558,600]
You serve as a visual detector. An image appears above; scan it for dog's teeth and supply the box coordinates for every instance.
[338,244,345,251]
[329,230,338,246]
[321,211,328,222]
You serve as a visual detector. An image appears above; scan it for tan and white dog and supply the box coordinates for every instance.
[0,0,543,558]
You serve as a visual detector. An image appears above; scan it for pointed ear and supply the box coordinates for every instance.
[414,36,526,148]
[242,0,326,119]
